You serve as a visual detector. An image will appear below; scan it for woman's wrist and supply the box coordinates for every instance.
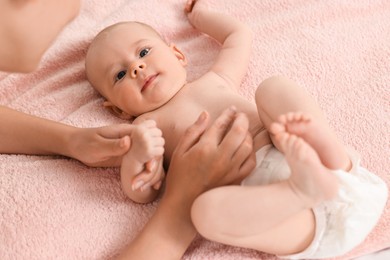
[158,192,198,250]
[118,191,197,259]
[60,125,84,160]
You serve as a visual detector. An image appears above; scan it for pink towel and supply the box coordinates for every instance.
[0,0,389,259]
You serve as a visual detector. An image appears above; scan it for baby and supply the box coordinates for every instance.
[85,0,387,259]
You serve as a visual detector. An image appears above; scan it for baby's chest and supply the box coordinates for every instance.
[156,85,248,160]
[158,104,206,158]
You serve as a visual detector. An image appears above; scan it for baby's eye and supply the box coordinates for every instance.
[115,70,126,81]
[139,48,150,58]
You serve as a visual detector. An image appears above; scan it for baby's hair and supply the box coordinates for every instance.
[94,21,163,42]
[133,21,164,40]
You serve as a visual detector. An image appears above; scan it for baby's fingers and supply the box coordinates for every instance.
[152,180,162,190]
[151,164,165,190]
[131,171,154,191]
[146,159,165,191]
[132,158,164,191]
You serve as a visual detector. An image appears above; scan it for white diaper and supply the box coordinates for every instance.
[241,145,388,259]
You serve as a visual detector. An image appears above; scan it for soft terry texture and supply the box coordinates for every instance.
[0,0,389,259]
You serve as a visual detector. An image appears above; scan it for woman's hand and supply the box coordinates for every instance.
[69,124,134,167]
[165,106,255,201]
[118,106,255,260]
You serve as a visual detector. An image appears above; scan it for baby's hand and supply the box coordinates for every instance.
[184,0,197,14]
[126,119,164,163]
[132,157,165,191]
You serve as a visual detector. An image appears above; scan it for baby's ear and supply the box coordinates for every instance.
[170,44,187,66]
[103,101,133,120]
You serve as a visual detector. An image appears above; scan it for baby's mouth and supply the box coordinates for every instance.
[142,74,158,92]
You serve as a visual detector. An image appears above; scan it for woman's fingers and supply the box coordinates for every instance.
[218,111,249,157]
[199,106,237,146]
[230,133,256,182]
[174,111,209,154]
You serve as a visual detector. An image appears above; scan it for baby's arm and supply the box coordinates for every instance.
[185,0,253,88]
[120,119,165,204]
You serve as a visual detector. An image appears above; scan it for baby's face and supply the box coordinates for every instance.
[86,22,187,117]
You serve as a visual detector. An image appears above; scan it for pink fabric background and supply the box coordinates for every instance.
[0,0,389,259]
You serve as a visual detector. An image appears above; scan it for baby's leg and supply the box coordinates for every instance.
[255,76,351,171]
[191,133,338,255]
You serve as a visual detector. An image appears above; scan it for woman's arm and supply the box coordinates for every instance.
[0,105,133,167]
[118,107,255,259]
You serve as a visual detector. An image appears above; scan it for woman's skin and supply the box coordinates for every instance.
[119,109,255,259]
[1,1,255,258]
[0,0,133,167]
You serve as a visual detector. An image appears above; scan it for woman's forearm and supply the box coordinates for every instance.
[118,193,197,260]
[0,105,74,156]
[0,105,135,167]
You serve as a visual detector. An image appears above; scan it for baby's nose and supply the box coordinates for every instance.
[130,62,146,78]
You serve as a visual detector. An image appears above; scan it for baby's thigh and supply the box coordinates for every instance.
[191,185,279,238]
[191,185,315,255]
[255,76,325,121]
[191,186,252,233]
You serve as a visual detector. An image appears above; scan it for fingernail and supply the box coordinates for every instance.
[119,137,126,148]
[149,160,157,171]
[140,183,151,192]
[154,181,162,190]
[196,111,207,124]
[120,136,130,148]
[229,106,237,112]
[132,180,144,191]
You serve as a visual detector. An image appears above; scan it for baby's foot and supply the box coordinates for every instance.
[270,112,323,145]
[270,112,351,171]
[277,132,339,206]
